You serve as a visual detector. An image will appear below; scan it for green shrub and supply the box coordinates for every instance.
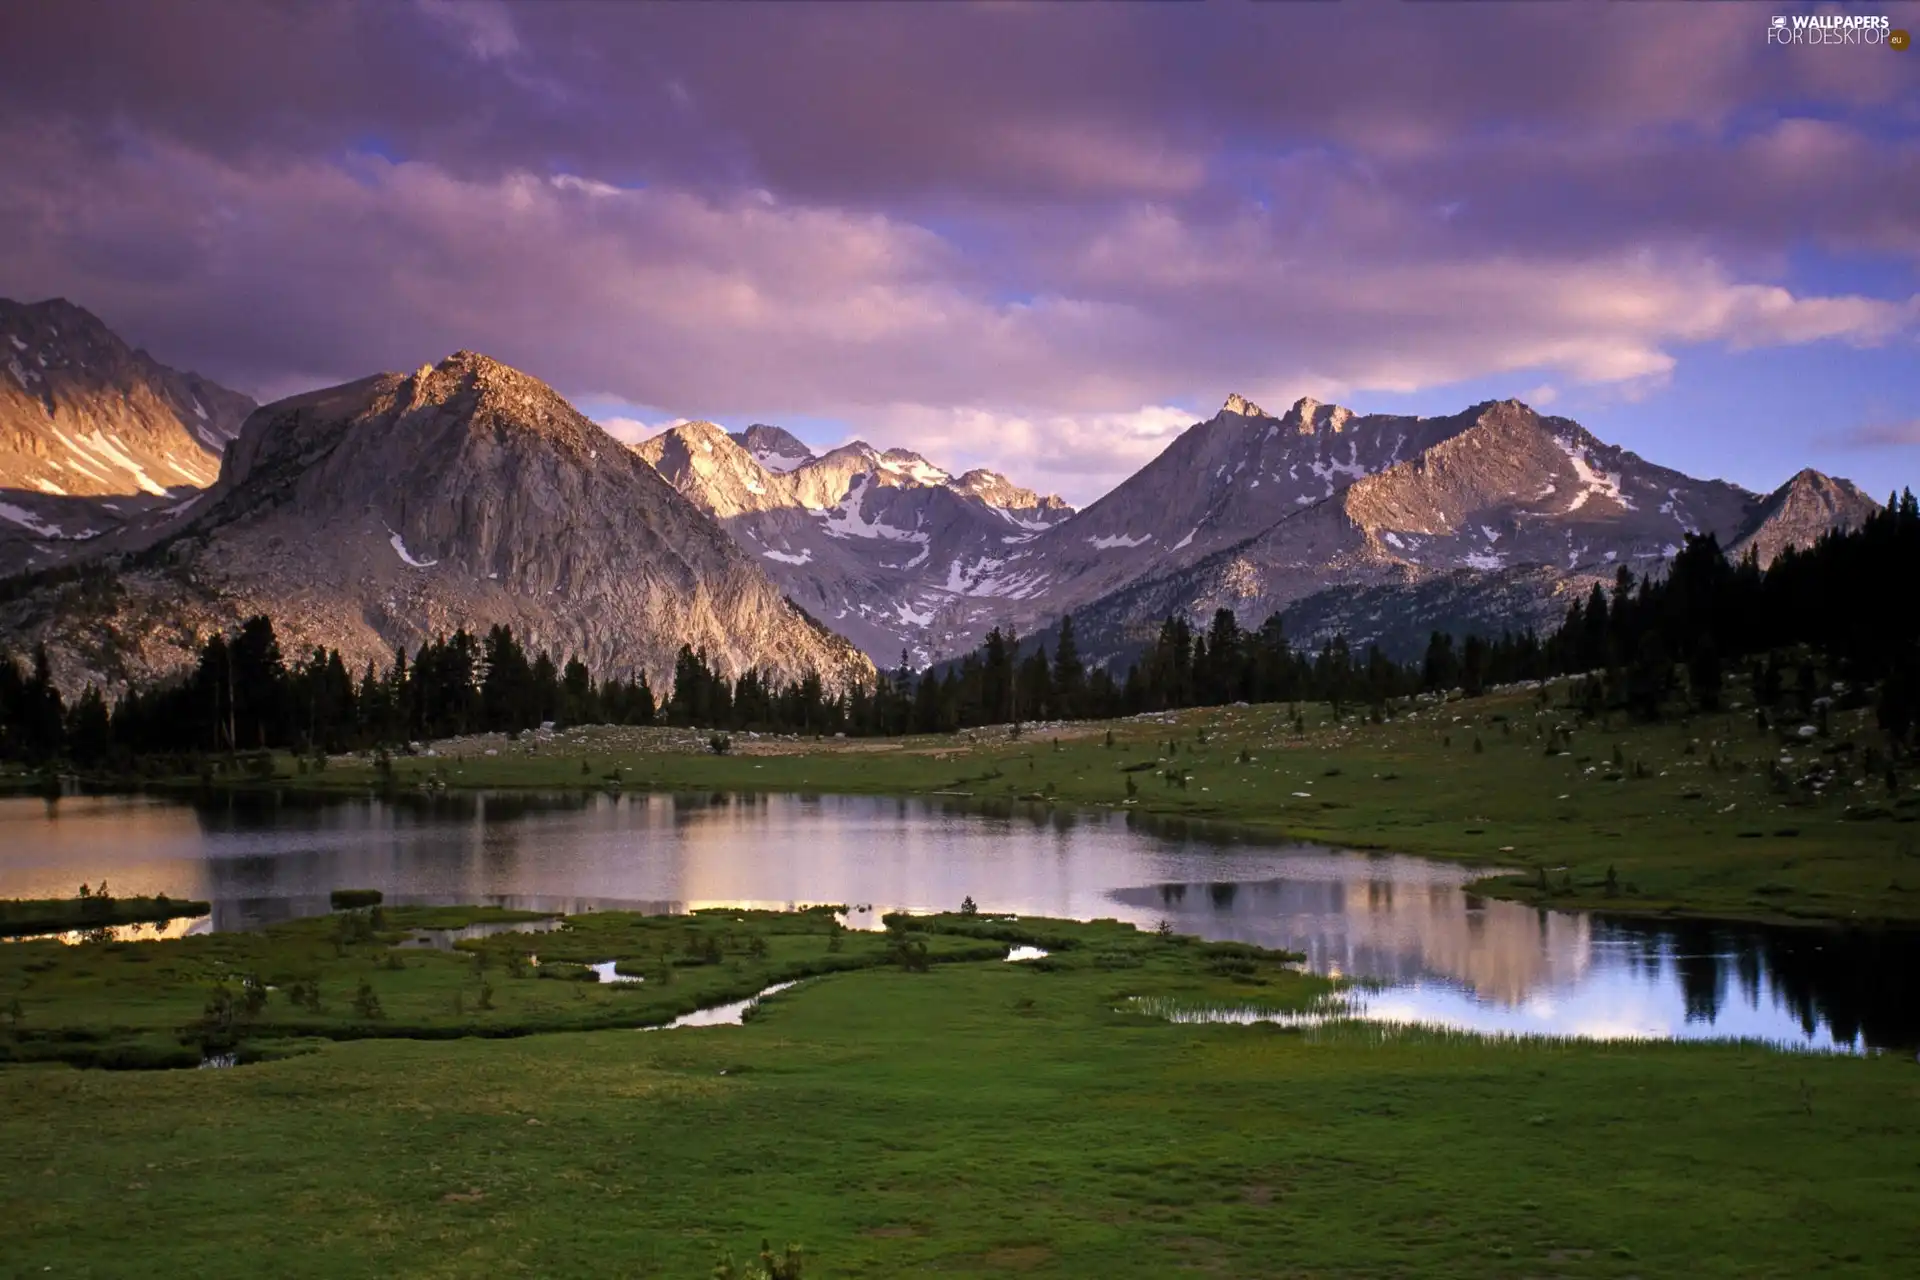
[352,980,385,1020]
[536,962,599,982]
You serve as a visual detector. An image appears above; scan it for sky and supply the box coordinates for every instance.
[1,0,1915,507]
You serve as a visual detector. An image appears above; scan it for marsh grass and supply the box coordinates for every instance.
[0,913,1913,1278]
[0,904,1017,1067]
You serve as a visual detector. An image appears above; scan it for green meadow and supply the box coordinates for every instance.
[1,906,1915,1278]
[6,680,1916,1276]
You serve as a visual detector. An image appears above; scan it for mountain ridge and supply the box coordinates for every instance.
[1045,399,1877,664]
[0,301,1882,688]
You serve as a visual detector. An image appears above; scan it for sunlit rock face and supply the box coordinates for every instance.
[0,296,254,576]
[0,351,873,696]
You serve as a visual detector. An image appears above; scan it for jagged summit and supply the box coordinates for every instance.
[1222,393,1269,419]
[1278,396,1354,435]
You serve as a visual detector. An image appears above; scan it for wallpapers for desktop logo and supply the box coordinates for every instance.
[1766,13,1908,47]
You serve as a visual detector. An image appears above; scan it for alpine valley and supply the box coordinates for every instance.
[0,298,1878,691]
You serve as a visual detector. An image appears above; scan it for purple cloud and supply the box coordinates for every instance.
[0,0,1914,502]
[1827,418,1920,449]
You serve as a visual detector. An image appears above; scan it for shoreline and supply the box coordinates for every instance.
[5,685,1915,931]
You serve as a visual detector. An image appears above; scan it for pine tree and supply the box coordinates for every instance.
[1051,615,1085,719]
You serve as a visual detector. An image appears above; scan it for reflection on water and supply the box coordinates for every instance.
[586,960,645,984]
[648,981,800,1029]
[1,914,212,946]
[0,791,1910,1051]
[1119,877,1917,1052]
[397,919,565,950]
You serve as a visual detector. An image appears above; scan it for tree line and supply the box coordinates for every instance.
[2,489,1916,766]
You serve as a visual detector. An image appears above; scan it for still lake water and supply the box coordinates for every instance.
[2,790,1912,1052]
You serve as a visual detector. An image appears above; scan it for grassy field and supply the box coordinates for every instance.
[1,907,1914,1278]
[134,677,1920,929]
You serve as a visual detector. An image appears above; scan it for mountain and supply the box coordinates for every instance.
[969,394,1480,638]
[0,297,254,572]
[1728,468,1880,568]
[732,424,815,473]
[1020,397,1868,664]
[636,422,1074,664]
[641,392,1876,669]
[0,353,873,694]
[2,299,1876,684]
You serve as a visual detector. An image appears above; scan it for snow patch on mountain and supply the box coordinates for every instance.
[1088,532,1152,550]
[818,479,931,543]
[763,548,813,565]
[388,530,438,569]
[878,451,949,486]
[1555,436,1631,513]
[0,502,64,538]
[992,507,1055,531]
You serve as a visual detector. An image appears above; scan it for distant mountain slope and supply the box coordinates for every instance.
[0,297,254,573]
[1,353,873,695]
[637,421,1073,664]
[1044,398,1873,665]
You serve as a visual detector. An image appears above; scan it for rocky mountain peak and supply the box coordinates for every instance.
[731,423,815,473]
[1278,396,1354,436]
[948,468,1072,518]
[1468,398,1545,430]
[381,350,611,458]
[876,447,950,486]
[1221,393,1269,419]
[1729,467,1878,567]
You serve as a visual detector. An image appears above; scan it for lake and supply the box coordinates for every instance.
[1,790,1911,1052]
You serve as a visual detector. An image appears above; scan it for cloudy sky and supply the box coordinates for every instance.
[2,0,1916,505]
